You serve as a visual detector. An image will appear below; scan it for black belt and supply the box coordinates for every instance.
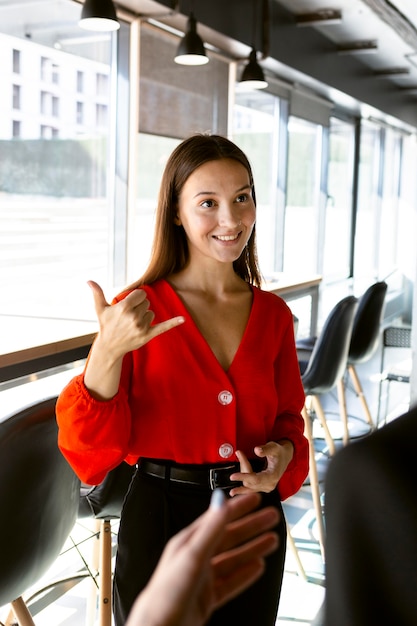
[138,458,265,490]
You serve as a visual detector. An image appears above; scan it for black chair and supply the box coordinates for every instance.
[298,281,387,444]
[344,281,387,434]
[300,295,358,557]
[378,325,412,424]
[0,397,80,626]
[77,462,136,626]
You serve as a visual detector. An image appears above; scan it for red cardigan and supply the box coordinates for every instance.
[56,279,308,500]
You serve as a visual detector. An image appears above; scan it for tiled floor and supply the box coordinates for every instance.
[0,365,410,626]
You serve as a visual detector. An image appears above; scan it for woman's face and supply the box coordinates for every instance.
[175,158,256,266]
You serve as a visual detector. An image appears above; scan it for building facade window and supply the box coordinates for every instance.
[96,103,108,127]
[96,72,109,97]
[12,48,21,74]
[76,70,84,93]
[76,101,84,125]
[12,84,21,110]
[12,120,21,137]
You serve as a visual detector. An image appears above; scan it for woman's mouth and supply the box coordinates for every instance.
[213,232,241,242]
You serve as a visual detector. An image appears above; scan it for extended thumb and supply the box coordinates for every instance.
[87,280,108,312]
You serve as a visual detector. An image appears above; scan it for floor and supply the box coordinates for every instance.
[0,345,410,626]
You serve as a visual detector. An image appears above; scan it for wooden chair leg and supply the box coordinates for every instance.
[337,378,350,446]
[85,518,101,626]
[10,598,36,626]
[348,364,375,429]
[286,527,307,581]
[310,395,336,456]
[98,519,113,626]
[302,404,326,560]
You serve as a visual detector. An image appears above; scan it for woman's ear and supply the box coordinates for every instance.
[174,214,181,226]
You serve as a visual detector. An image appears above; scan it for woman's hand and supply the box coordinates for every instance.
[229,441,294,496]
[84,281,185,400]
[89,280,185,360]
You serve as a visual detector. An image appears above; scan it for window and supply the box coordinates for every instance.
[354,121,381,280]
[129,23,229,282]
[12,48,21,74]
[284,116,323,275]
[12,84,21,110]
[52,95,59,117]
[96,103,108,127]
[324,117,355,281]
[233,89,283,275]
[40,56,50,81]
[52,63,59,85]
[0,0,127,365]
[77,70,84,93]
[76,101,84,125]
[12,120,21,137]
[96,72,109,97]
[40,90,49,115]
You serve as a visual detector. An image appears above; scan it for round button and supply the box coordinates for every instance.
[219,443,234,459]
[218,390,233,405]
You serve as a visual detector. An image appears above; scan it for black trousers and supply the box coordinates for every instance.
[113,465,286,626]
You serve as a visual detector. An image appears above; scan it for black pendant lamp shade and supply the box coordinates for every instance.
[79,0,120,32]
[175,12,209,65]
[240,48,267,89]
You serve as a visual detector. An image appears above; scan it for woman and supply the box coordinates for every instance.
[56,134,309,625]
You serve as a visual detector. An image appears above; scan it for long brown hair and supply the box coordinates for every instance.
[130,133,262,289]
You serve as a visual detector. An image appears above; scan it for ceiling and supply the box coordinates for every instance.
[1,0,417,128]
[274,0,417,92]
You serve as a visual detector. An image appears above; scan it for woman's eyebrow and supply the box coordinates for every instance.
[193,184,251,199]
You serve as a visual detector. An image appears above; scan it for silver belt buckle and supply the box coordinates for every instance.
[209,465,235,490]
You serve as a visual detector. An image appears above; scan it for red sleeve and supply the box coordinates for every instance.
[56,362,134,485]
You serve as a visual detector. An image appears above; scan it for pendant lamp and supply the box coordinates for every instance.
[79,0,120,32]
[175,12,208,65]
[239,0,268,89]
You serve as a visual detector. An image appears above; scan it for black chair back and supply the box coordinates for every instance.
[78,461,135,520]
[0,397,80,606]
[302,296,358,395]
[348,281,387,364]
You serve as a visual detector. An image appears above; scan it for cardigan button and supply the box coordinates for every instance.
[219,443,234,458]
[218,390,233,405]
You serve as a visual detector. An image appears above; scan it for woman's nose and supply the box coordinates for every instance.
[218,205,240,227]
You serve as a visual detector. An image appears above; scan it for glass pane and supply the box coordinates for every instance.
[379,128,401,279]
[129,134,181,282]
[0,0,116,355]
[324,117,355,280]
[284,117,321,274]
[232,89,280,275]
[128,24,231,284]
[354,121,381,279]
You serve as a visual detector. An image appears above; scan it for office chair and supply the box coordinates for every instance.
[298,281,387,444]
[300,295,358,557]
[0,397,80,626]
[77,462,136,626]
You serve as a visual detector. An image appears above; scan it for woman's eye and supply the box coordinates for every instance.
[201,199,214,208]
[236,194,248,203]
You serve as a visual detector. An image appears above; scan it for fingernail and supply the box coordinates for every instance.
[210,489,226,510]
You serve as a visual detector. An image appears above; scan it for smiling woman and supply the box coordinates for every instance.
[56,133,309,626]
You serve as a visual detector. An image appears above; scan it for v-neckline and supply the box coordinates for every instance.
[162,279,255,374]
